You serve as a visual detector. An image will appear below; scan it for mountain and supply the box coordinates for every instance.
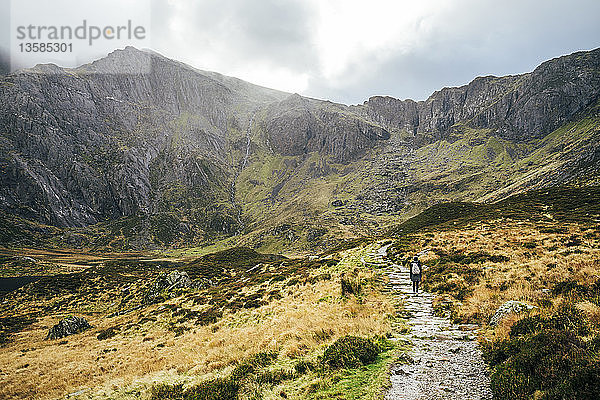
[0,47,599,250]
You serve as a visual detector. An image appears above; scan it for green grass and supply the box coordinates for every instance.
[389,185,600,235]
[263,346,397,400]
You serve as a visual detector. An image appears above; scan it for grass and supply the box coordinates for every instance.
[396,210,600,399]
[0,244,396,400]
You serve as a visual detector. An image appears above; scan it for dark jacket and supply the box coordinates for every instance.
[410,260,422,282]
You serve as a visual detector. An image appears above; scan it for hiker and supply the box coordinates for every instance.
[410,256,423,294]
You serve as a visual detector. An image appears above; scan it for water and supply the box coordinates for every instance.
[0,276,42,294]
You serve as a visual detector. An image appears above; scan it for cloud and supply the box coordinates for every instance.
[149,0,318,92]
[2,0,599,103]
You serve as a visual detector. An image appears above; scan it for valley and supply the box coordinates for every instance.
[0,46,599,399]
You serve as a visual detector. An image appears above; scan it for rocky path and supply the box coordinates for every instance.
[367,245,493,400]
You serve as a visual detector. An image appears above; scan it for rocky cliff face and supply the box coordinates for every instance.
[262,94,389,163]
[0,47,388,238]
[0,47,599,249]
[363,48,600,143]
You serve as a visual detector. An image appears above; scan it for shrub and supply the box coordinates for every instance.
[185,378,239,400]
[544,362,600,400]
[510,304,589,338]
[322,336,380,369]
[510,315,546,338]
[549,303,589,335]
[231,351,278,380]
[96,326,119,341]
[486,330,588,400]
[150,383,184,400]
[294,359,315,374]
[340,273,362,296]
[551,280,588,297]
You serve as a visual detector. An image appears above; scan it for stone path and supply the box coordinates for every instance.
[368,244,493,400]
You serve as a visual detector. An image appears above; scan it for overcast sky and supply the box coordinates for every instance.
[1,0,600,104]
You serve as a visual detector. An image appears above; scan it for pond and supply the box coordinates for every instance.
[0,276,43,295]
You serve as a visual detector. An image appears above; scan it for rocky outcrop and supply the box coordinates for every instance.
[262,94,389,163]
[363,48,600,143]
[490,300,536,326]
[46,316,92,340]
[145,270,210,303]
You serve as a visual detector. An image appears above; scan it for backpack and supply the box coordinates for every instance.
[411,262,421,275]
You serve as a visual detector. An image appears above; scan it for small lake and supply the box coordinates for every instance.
[0,276,43,294]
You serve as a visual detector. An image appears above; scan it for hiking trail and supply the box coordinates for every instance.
[367,244,493,400]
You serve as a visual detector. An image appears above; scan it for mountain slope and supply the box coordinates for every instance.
[0,47,389,246]
[0,47,599,250]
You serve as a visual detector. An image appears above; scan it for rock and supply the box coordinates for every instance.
[46,316,92,340]
[490,300,537,326]
[145,270,192,303]
[393,367,409,375]
[307,228,327,241]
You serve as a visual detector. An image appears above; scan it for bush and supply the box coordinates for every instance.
[294,359,315,374]
[486,330,588,400]
[96,326,119,340]
[550,303,589,335]
[146,379,238,400]
[552,279,588,297]
[509,316,545,337]
[150,383,184,400]
[509,303,589,338]
[185,378,239,400]
[543,361,600,400]
[341,273,362,296]
[231,351,278,380]
[322,336,380,369]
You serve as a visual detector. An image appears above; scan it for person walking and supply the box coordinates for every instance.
[410,256,422,294]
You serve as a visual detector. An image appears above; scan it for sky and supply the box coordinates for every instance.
[1,0,600,104]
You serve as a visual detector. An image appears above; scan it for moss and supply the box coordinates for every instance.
[322,336,381,369]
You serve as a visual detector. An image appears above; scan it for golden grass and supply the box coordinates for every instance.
[415,220,600,326]
[0,246,394,400]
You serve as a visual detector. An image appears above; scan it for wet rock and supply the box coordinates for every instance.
[490,300,536,326]
[46,316,92,340]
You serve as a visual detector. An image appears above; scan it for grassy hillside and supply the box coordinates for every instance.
[0,244,400,400]
[386,187,600,399]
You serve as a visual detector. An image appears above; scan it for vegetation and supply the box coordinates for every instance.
[395,186,600,399]
[322,336,381,369]
[0,243,397,399]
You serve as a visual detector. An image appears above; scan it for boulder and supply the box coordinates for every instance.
[145,270,199,303]
[490,300,536,326]
[46,316,92,340]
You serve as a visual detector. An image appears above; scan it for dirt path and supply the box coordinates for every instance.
[369,245,493,400]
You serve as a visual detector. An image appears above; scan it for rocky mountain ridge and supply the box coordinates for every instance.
[0,46,599,250]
